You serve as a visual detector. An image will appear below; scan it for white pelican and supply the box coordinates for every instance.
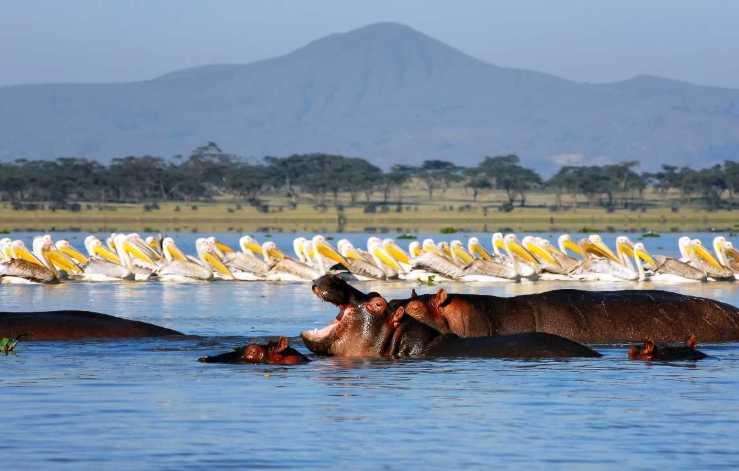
[619,238,706,282]
[155,238,231,281]
[539,237,580,272]
[0,239,60,284]
[57,239,134,281]
[339,240,393,280]
[263,241,320,281]
[451,240,520,282]
[382,238,412,273]
[687,239,734,281]
[113,234,158,280]
[568,238,639,281]
[406,239,463,281]
[722,241,739,272]
[467,237,492,260]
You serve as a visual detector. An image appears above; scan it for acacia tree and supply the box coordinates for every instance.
[418,160,461,200]
[479,155,542,206]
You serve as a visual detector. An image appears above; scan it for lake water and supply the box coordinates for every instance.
[1,232,738,470]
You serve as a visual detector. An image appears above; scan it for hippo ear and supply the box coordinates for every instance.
[275,337,289,353]
[643,339,654,355]
[411,288,418,299]
[685,334,697,350]
[436,288,448,305]
[390,307,404,329]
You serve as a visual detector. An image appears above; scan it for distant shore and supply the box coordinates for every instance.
[2,196,737,234]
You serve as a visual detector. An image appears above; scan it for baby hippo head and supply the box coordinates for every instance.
[198,337,310,365]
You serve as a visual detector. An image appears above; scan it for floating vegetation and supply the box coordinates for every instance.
[440,227,458,234]
[1,334,27,356]
[642,232,660,238]
[397,234,417,240]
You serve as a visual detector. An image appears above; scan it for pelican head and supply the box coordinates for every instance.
[632,242,657,268]
[691,239,723,269]
[504,234,538,264]
[240,236,264,257]
[56,239,88,265]
[293,237,308,262]
[588,235,620,263]
[207,236,234,256]
[558,234,581,257]
[369,239,402,270]
[492,233,506,255]
[522,236,558,266]
[616,236,635,258]
[312,235,347,266]
[196,238,233,279]
[383,238,411,264]
[1,238,13,260]
[262,241,286,263]
[449,240,473,265]
[162,238,187,262]
[408,241,422,257]
[422,239,443,256]
[468,237,491,260]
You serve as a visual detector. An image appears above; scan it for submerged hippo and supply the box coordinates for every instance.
[392,287,739,342]
[198,337,310,364]
[301,275,600,358]
[0,310,182,340]
[628,334,707,361]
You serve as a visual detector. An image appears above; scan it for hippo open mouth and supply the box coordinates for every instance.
[301,275,370,354]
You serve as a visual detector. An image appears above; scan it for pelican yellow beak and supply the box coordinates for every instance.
[441,246,452,258]
[94,245,121,264]
[453,247,474,265]
[123,241,157,267]
[562,240,582,256]
[617,241,635,259]
[725,246,739,261]
[166,244,188,261]
[526,243,559,266]
[373,247,402,270]
[214,240,234,254]
[411,246,423,257]
[14,245,44,266]
[60,245,88,265]
[693,244,723,270]
[493,238,507,253]
[244,242,264,256]
[344,248,364,260]
[316,241,347,265]
[424,245,443,256]
[635,247,657,268]
[592,240,621,263]
[385,243,411,264]
[470,242,492,260]
[268,248,284,260]
[204,251,233,279]
[47,249,81,275]
[508,239,539,264]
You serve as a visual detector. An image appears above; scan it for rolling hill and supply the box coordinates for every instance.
[1,22,739,172]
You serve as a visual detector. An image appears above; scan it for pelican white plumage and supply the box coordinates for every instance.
[263,241,320,281]
[57,238,134,281]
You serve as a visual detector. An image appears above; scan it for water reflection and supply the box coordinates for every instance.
[2,232,739,469]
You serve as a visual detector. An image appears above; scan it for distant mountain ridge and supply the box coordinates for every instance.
[1,22,739,172]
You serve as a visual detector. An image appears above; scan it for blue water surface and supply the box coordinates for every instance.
[1,232,738,470]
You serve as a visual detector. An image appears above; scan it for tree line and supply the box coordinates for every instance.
[1,142,738,210]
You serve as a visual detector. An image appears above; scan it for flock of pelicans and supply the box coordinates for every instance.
[1,232,739,284]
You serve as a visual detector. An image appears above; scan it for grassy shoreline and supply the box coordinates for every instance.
[2,200,738,233]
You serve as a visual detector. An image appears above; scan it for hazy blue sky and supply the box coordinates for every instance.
[2,0,737,88]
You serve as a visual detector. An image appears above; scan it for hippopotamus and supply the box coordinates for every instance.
[628,334,707,361]
[301,275,600,358]
[0,310,182,340]
[391,287,739,342]
[198,337,310,364]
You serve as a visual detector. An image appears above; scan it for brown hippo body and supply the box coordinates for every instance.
[198,337,310,364]
[395,288,739,342]
[0,310,182,340]
[300,275,601,359]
